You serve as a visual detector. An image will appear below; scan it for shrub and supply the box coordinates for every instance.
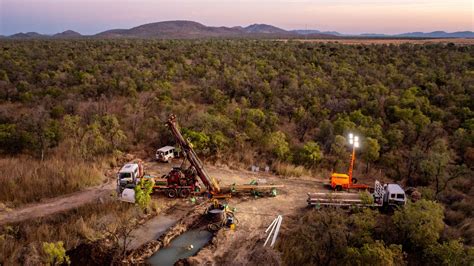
[279,209,349,265]
[416,186,435,200]
[273,162,305,177]
[359,191,375,205]
[265,131,290,160]
[393,200,444,250]
[345,240,404,266]
[424,239,474,266]
[42,241,70,265]
[134,179,154,211]
[298,141,323,168]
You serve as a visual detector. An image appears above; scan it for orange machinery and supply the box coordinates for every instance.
[329,135,369,191]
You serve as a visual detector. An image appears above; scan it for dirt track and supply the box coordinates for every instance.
[0,181,115,225]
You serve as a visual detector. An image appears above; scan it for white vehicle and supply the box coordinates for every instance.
[156,146,178,162]
[383,184,406,207]
[117,162,144,203]
[117,163,143,189]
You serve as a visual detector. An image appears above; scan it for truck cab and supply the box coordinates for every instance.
[117,163,142,190]
[156,146,178,162]
[383,184,406,207]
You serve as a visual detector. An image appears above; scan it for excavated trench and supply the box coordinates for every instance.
[65,201,212,265]
[124,202,216,264]
[147,229,213,265]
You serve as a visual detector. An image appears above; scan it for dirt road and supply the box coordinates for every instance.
[0,181,115,225]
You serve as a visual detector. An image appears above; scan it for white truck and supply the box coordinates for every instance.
[307,181,406,209]
[117,162,144,203]
[155,146,179,162]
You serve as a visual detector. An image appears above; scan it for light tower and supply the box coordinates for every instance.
[347,133,359,185]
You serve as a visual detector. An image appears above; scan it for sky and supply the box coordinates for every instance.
[0,0,472,35]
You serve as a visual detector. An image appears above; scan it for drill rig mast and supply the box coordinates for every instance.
[166,114,221,195]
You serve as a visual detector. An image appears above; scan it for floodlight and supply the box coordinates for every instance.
[354,136,359,142]
[354,141,360,148]
[349,133,354,139]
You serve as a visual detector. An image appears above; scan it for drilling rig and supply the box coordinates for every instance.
[162,114,223,197]
[117,114,282,201]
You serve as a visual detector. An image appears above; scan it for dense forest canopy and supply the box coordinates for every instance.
[0,40,473,260]
[0,40,472,179]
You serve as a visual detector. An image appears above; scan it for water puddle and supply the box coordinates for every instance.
[128,216,177,250]
[147,229,213,266]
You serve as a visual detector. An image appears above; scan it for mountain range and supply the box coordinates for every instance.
[4,20,474,39]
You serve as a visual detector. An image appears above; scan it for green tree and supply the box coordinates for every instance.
[82,120,108,158]
[134,179,154,212]
[266,131,290,160]
[101,115,126,151]
[299,141,323,168]
[345,241,404,266]
[183,129,211,154]
[424,239,474,266]
[349,208,377,246]
[393,199,444,250]
[42,241,70,265]
[362,137,380,173]
[419,139,451,190]
[330,135,349,170]
[209,131,229,156]
[279,209,349,265]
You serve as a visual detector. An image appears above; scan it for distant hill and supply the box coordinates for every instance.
[244,24,287,34]
[94,20,307,39]
[394,31,474,38]
[292,29,343,36]
[4,21,472,39]
[53,30,82,38]
[293,29,474,38]
[95,21,241,38]
[9,32,47,39]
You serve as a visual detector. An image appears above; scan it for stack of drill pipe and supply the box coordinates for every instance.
[220,184,284,193]
[307,192,364,206]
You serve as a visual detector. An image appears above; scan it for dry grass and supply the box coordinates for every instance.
[273,161,307,177]
[0,198,139,265]
[0,156,103,207]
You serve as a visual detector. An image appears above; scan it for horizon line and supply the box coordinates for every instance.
[2,20,473,36]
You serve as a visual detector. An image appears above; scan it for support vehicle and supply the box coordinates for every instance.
[308,181,406,208]
[155,146,179,163]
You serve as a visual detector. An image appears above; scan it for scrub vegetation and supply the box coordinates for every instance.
[0,39,472,264]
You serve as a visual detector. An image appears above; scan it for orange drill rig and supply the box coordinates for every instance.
[329,134,369,191]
